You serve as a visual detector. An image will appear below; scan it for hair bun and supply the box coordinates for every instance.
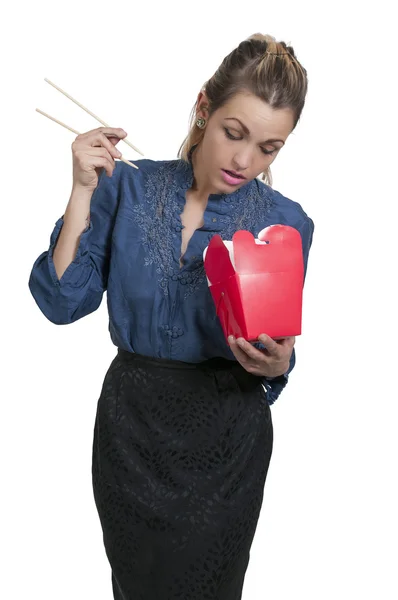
[247,33,276,44]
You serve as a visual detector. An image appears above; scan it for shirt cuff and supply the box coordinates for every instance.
[262,372,289,405]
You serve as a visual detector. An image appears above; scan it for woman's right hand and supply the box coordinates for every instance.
[71,126,128,191]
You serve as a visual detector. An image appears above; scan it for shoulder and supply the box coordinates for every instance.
[253,178,314,236]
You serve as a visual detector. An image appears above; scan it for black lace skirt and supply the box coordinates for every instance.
[92,349,273,600]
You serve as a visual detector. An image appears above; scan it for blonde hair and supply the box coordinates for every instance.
[178,34,308,187]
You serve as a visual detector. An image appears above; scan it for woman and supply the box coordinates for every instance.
[29,33,314,600]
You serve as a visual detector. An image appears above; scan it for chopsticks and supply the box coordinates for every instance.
[35,108,139,171]
[36,78,144,170]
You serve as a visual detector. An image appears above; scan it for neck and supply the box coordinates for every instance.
[190,144,217,199]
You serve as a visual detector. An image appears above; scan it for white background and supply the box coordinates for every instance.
[1,1,397,598]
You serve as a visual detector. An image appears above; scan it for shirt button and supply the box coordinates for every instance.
[175,226,182,232]
[172,275,178,281]
[180,279,187,285]
[177,328,183,336]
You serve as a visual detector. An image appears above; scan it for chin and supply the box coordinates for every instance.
[212,174,238,195]
[222,180,249,194]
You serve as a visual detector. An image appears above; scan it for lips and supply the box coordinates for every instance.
[221,169,247,186]
[222,169,246,180]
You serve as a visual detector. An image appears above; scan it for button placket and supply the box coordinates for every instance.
[168,325,184,338]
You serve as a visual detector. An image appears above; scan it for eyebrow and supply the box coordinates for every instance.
[224,117,285,145]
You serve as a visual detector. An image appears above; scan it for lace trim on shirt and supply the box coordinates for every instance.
[131,160,274,297]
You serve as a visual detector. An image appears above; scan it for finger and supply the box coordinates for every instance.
[92,133,123,159]
[78,147,116,170]
[107,136,124,147]
[91,155,115,178]
[234,337,268,362]
[77,149,115,178]
[271,336,296,352]
[228,336,254,365]
[276,336,296,348]
[79,126,127,140]
[73,133,122,161]
[96,149,117,176]
[76,128,127,154]
[275,335,295,343]
[257,334,282,357]
[86,156,113,178]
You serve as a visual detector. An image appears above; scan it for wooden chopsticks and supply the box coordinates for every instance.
[36,78,144,170]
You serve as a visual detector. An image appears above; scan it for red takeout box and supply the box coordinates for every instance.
[203,225,304,341]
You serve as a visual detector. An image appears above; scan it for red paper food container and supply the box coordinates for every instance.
[203,225,304,341]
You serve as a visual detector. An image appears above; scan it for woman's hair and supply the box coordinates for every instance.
[178,33,308,187]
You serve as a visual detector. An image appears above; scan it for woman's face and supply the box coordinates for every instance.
[194,90,295,194]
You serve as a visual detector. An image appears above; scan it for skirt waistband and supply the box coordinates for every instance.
[117,349,239,372]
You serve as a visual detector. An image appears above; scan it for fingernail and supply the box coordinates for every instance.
[228,335,235,344]
[116,150,122,157]
[237,338,245,347]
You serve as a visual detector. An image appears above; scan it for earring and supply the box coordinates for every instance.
[196,117,206,129]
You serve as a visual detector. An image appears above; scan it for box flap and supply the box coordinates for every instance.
[234,226,302,274]
[203,234,235,285]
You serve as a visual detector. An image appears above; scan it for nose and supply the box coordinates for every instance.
[232,147,251,171]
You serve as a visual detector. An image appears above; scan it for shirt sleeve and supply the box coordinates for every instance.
[28,167,121,325]
[262,215,315,405]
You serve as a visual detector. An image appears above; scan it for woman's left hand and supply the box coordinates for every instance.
[228,334,295,378]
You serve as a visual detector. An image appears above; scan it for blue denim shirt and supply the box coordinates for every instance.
[28,155,314,404]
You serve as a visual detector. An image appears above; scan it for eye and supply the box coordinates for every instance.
[224,127,242,141]
[224,127,277,156]
[261,147,276,156]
